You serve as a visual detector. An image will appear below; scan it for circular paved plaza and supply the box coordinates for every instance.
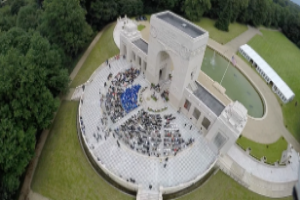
[78,57,217,192]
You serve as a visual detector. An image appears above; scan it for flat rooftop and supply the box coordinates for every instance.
[132,38,148,54]
[194,82,225,116]
[157,12,204,38]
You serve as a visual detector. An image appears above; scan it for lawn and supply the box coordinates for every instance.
[31,101,134,200]
[137,24,145,31]
[70,23,119,88]
[193,18,248,44]
[177,171,292,200]
[247,30,300,142]
[236,136,288,163]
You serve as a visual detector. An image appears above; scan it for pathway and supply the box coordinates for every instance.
[18,28,106,200]
[207,39,300,153]
[224,25,262,52]
[218,144,298,198]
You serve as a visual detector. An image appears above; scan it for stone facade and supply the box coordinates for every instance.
[119,11,248,155]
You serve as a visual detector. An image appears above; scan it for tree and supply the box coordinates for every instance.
[10,0,25,15]
[88,0,118,28]
[182,0,211,21]
[0,118,36,200]
[17,3,41,31]
[0,5,17,31]
[0,29,69,199]
[40,0,92,56]
[240,0,271,26]
[230,0,248,22]
[215,0,232,31]
[118,0,143,17]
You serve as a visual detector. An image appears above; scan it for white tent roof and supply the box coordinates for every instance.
[240,44,294,100]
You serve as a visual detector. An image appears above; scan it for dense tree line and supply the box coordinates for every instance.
[0,0,91,199]
[83,0,300,47]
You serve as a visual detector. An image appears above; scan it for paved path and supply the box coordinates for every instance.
[224,25,262,52]
[19,29,106,200]
[219,145,298,198]
[207,39,300,153]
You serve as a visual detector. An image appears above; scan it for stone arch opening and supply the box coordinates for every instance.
[121,43,127,58]
[156,51,174,82]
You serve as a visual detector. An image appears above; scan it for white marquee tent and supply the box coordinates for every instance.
[239,44,294,104]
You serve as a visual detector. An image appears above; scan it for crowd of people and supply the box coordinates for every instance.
[113,109,195,157]
[103,67,140,123]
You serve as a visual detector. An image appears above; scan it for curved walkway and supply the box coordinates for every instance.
[219,144,299,198]
[208,39,300,152]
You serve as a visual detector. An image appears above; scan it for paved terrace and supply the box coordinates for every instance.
[114,19,300,149]
[79,58,217,192]
[219,144,299,198]
[112,20,300,198]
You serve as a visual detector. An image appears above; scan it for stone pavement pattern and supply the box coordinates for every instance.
[112,19,300,198]
[80,58,217,191]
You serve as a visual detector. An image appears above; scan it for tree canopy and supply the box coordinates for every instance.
[182,0,211,21]
[40,0,92,56]
[0,0,73,198]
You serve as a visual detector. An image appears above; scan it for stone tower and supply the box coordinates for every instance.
[145,11,209,108]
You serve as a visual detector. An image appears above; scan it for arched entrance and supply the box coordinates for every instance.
[156,51,174,82]
[121,43,127,56]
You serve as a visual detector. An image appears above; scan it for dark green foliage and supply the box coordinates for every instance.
[10,0,25,15]
[282,14,300,47]
[118,0,143,17]
[215,0,233,31]
[0,29,69,199]
[88,0,118,28]
[87,0,144,29]
[0,5,17,31]
[182,0,211,21]
[17,3,41,31]
[0,1,70,198]
[40,0,92,56]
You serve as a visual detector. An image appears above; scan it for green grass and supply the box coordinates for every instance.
[193,18,248,44]
[178,171,292,200]
[137,24,145,31]
[236,136,288,163]
[31,101,134,200]
[70,23,119,88]
[247,30,300,142]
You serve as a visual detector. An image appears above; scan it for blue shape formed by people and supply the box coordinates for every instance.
[121,85,141,113]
